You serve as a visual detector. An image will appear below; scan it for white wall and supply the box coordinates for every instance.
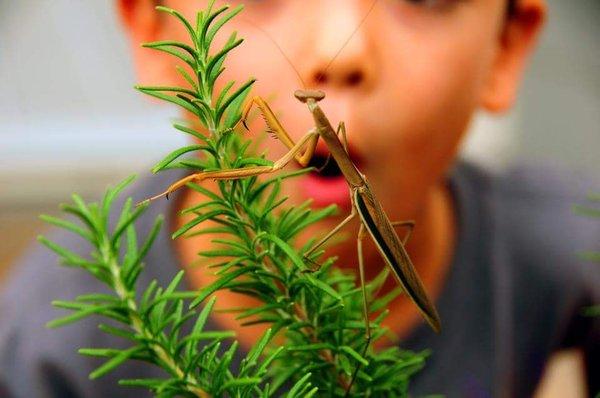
[0,1,185,205]
[518,0,600,170]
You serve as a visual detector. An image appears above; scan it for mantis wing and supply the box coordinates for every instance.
[354,185,442,333]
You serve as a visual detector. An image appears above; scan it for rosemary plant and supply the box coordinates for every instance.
[40,2,428,396]
[573,193,600,318]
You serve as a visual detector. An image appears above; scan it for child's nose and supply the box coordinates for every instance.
[304,1,377,92]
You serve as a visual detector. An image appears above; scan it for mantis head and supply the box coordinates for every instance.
[294,89,326,103]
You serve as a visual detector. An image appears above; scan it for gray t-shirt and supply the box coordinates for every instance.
[1,162,598,397]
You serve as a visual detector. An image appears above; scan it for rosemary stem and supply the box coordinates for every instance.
[101,242,210,398]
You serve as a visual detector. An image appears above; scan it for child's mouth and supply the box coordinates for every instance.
[301,152,359,210]
[308,153,343,178]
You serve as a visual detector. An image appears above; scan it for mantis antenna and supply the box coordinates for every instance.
[239,18,307,89]
[321,0,379,79]
[240,0,379,88]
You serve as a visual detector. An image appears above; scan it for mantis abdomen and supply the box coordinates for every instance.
[354,184,442,333]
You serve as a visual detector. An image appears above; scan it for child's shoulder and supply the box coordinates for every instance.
[0,227,125,396]
[491,162,599,264]
[462,160,599,306]
[0,170,185,397]
[441,160,599,398]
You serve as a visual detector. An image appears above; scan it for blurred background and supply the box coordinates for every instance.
[0,1,598,396]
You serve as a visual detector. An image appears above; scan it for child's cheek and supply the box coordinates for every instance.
[381,19,499,158]
[346,11,502,214]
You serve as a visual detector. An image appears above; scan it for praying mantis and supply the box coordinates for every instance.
[144,88,442,336]
[253,90,443,334]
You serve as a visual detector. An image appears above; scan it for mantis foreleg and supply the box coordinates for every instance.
[243,96,319,167]
[142,129,319,203]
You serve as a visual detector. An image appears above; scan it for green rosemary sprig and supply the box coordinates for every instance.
[573,192,600,318]
[39,175,307,397]
[41,1,427,396]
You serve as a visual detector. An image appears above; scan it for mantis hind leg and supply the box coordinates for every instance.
[345,222,371,397]
[391,220,415,245]
[357,223,371,344]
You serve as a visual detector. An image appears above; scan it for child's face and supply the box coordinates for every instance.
[124,0,543,222]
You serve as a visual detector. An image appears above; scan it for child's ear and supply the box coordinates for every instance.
[481,0,546,113]
[117,0,175,86]
[117,0,162,44]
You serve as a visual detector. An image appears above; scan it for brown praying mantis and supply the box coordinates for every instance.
[143,87,441,336]
[142,4,440,360]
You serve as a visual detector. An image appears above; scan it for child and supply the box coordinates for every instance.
[1,0,597,396]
